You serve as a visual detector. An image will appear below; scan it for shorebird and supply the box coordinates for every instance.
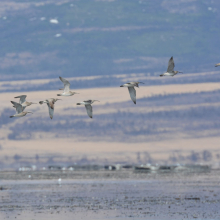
[76,100,99,118]
[57,76,79,96]
[160,56,183,77]
[120,82,144,104]
[14,95,37,110]
[39,98,61,119]
[10,101,33,118]
[215,63,220,67]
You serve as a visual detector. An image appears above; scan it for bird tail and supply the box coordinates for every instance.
[39,101,44,105]
[160,74,163,77]
[9,116,14,118]
[76,103,81,105]
[57,94,61,96]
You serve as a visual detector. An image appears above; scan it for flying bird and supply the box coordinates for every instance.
[10,101,33,118]
[14,95,36,110]
[215,63,220,67]
[160,56,183,77]
[120,82,144,104]
[76,100,99,118]
[39,98,61,119]
[57,77,79,96]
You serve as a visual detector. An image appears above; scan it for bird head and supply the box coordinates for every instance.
[92,100,100,104]
[135,82,144,88]
[54,99,62,102]
[24,111,33,115]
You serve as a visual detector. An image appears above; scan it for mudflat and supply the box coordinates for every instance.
[0,169,220,220]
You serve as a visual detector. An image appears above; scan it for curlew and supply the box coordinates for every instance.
[120,82,144,104]
[14,95,37,110]
[57,76,79,96]
[160,56,183,77]
[76,100,99,118]
[10,101,33,118]
[215,63,220,67]
[39,98,61,119]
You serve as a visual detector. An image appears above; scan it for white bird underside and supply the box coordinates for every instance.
[11,113,25,118]
[77,100,93,105]
[163,72,176,76]
[59,93,72,96]
[122,83,137,88]
[128,87,136,104]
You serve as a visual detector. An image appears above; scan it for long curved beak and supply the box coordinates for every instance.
[179,72,183,74]
[139,82,145,84]
[32,103,37,104]
[27,112,33,114]
[57,99,62,100]
[95,100,100,102]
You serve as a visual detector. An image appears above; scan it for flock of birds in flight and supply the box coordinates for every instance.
[9,57,220,119]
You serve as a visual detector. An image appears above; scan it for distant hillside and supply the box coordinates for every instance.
[0,0,220,80]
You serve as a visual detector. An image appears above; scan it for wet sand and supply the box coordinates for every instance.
[0,169,220,220]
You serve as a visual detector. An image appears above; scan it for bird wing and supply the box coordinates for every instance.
[14,95,27,104]
[167,56,175,72]
[128,87,136,104]
[84,100,92,104]
[85,104,93,118]
[59,76,70,93]
[11,101,23,114]
[48,100,55,109]
[47,103,54,119]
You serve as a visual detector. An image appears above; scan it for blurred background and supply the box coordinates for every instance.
[0,0,220,170]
